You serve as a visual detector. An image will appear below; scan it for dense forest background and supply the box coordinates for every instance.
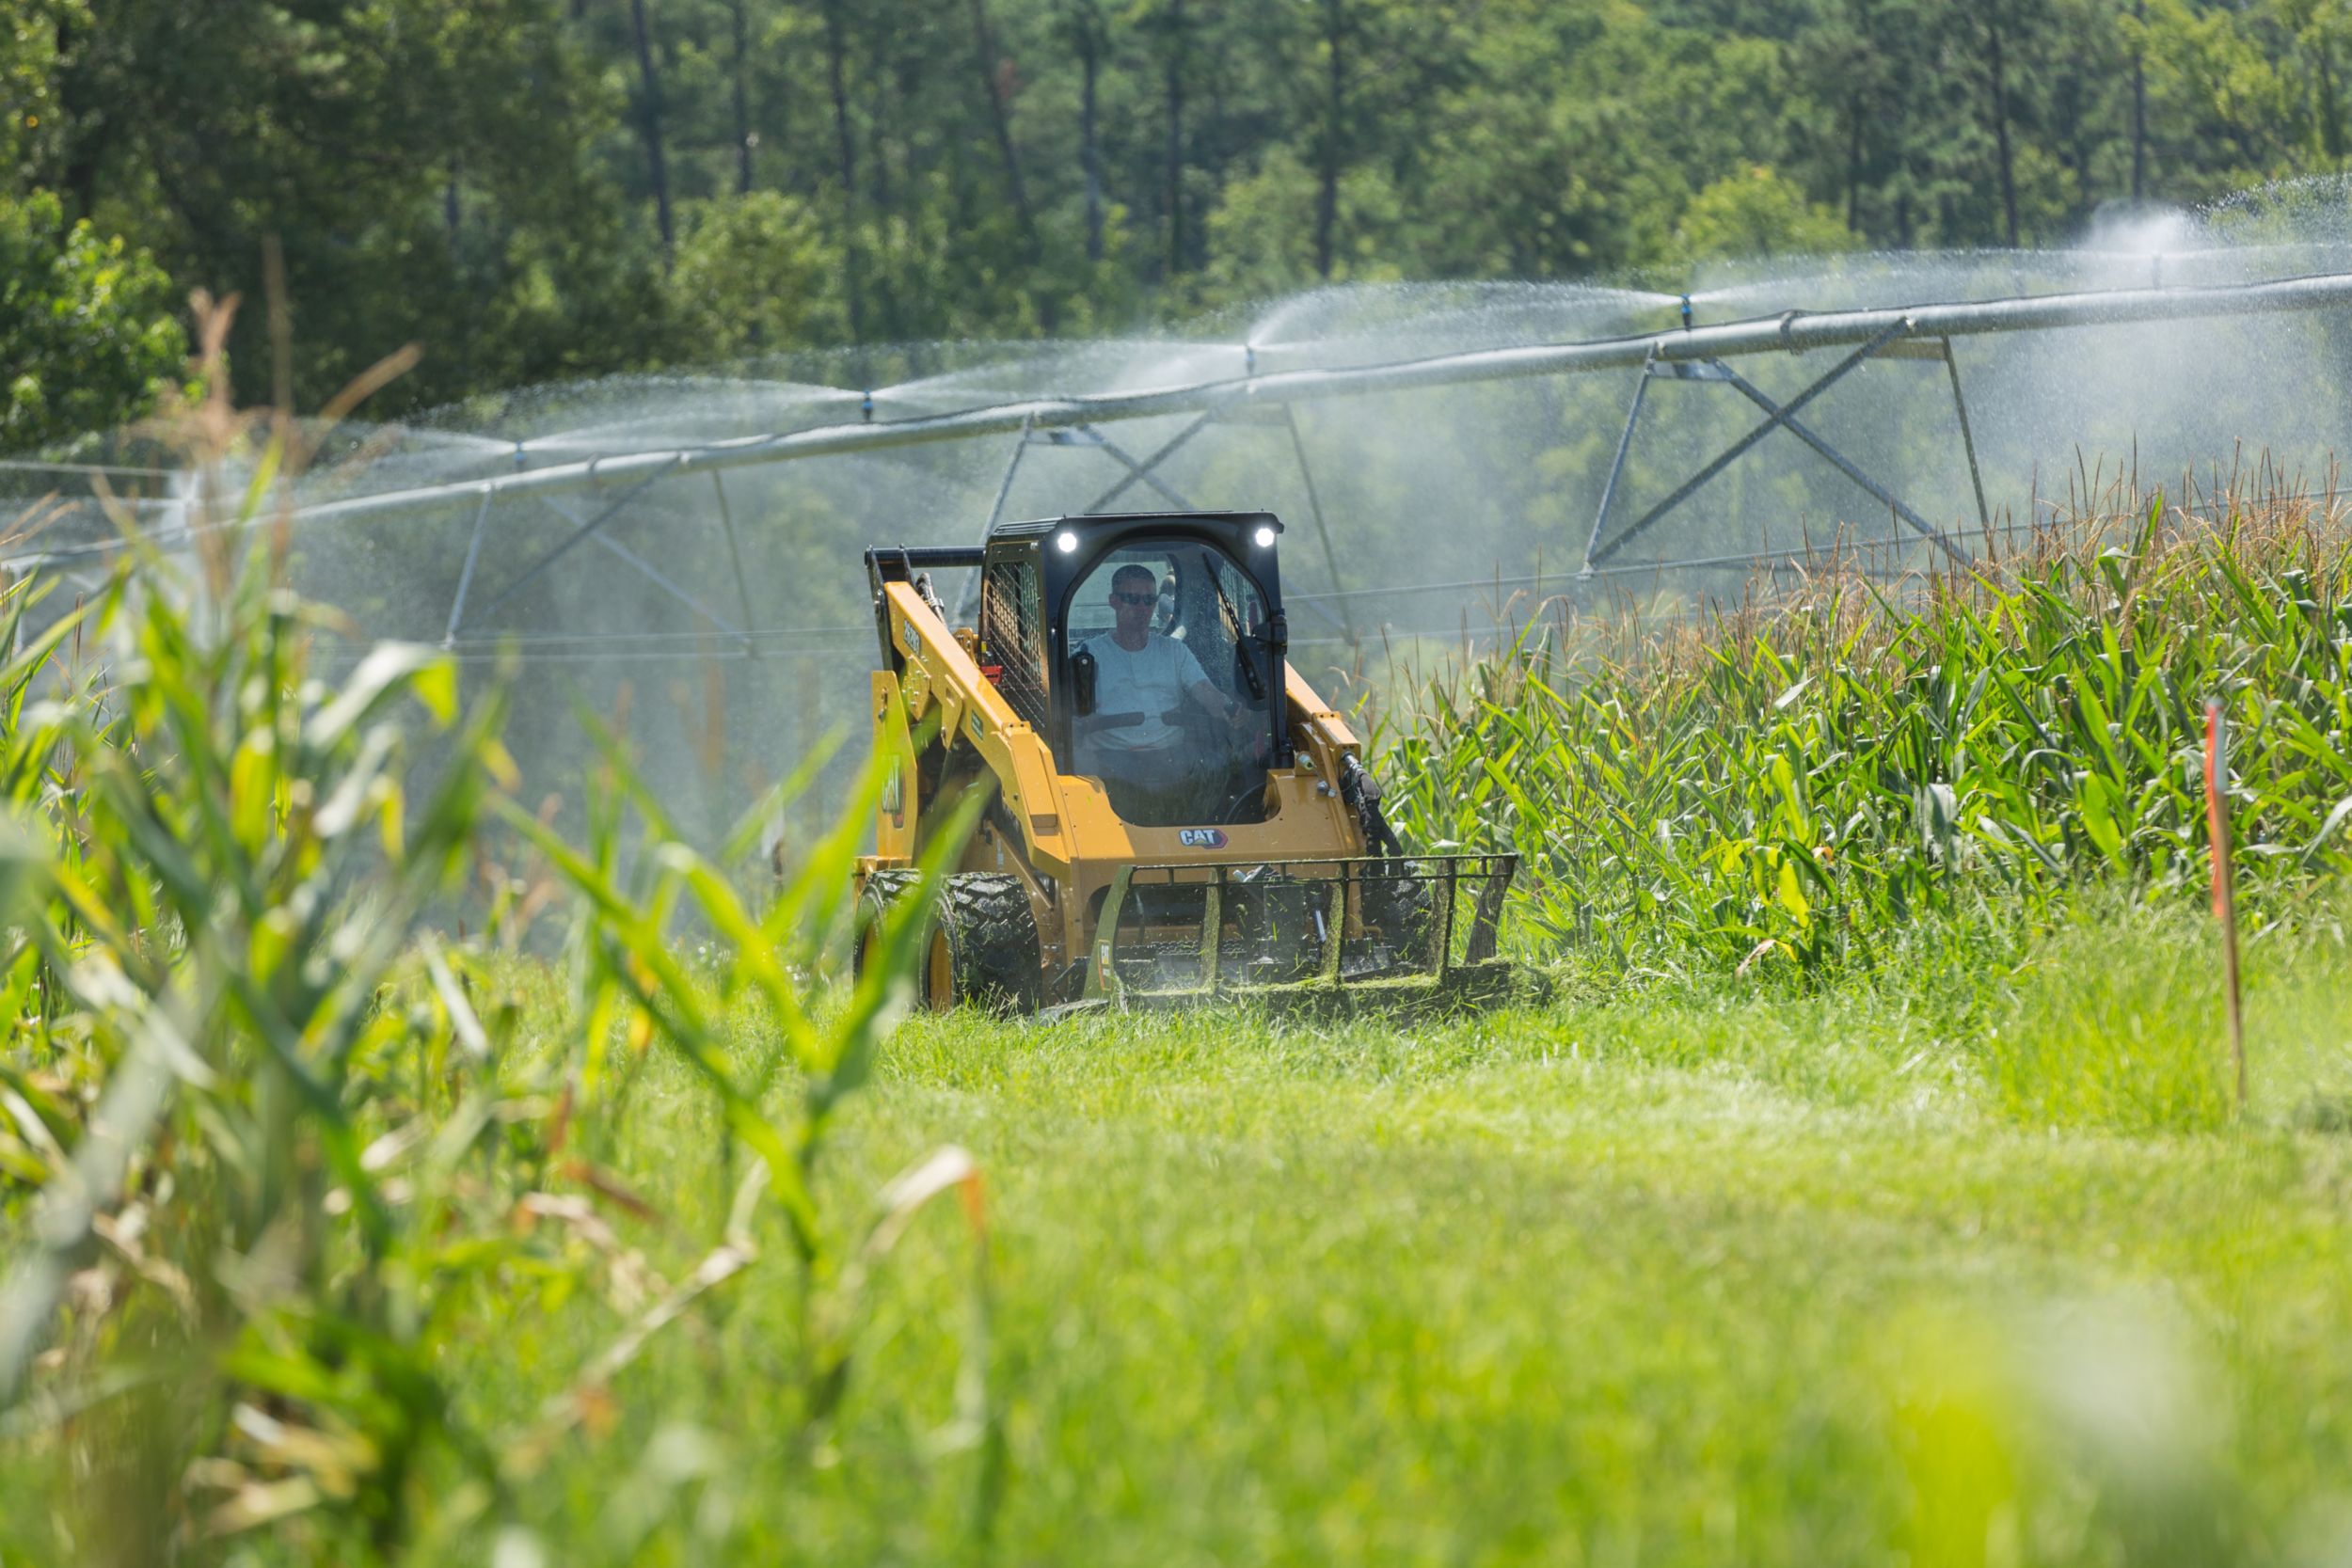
[9,0,2352,450]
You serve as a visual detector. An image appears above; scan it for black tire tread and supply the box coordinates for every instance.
[854,868,926,983]
[854,867,1041,1014]
[935,871,1043,1014]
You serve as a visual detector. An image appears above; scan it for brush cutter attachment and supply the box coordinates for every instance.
[1085,853,1520,1010]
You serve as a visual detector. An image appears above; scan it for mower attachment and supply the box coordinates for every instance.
[1085,853,1520,1010]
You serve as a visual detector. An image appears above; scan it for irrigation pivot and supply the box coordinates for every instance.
[253,269,2352,534]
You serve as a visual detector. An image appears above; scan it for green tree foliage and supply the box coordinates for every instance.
[1675,166,1860,263]
[671,190,847,355]
[0,189,184,451]
[10,0,2352,444]
[27,0,676,418]
[1,3,78,190]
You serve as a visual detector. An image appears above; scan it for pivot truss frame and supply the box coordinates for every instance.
[1580,321,1993,575]
[12,269,2352,660]
[440,463,763,652]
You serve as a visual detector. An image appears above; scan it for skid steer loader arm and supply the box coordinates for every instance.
[867,571,1075,878]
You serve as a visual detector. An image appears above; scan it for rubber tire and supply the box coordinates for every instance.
[854,868,925,990]
[856,869,1042,1015]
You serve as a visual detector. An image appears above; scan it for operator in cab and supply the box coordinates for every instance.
[1077,562,1247,823]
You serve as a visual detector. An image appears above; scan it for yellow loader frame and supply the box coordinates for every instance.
[852,513,1518,1011]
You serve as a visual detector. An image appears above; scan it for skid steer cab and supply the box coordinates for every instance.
[853,511,1518,1013]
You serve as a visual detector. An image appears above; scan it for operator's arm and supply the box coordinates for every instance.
[1185,676,1241,721]
[1170,641,1241,721]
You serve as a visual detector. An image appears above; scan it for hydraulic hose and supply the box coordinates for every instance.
[1339,753,1406,862]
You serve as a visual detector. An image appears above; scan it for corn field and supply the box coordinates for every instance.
[1377,494,2352,978]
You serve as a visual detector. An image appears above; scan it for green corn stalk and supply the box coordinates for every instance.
[1375,493,2352,983]
[0,355,998,1559]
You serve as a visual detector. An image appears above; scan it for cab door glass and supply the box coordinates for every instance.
[1062,541,1274,827]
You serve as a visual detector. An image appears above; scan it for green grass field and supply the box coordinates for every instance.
[24,883,2352,1566]
[280,898,2351,1566]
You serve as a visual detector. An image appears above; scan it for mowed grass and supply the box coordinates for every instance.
[9,831,2352,1566]
[322,897,2352,1567]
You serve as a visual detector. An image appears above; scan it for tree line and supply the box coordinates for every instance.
[8,0,2352,450]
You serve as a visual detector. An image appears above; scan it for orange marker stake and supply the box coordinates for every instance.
[2205,698,2246,1115]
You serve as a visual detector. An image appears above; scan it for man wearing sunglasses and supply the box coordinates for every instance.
[1078,562,1248,822]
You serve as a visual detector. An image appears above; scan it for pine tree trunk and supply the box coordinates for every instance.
[968,0,1039,257]
[2131,0,2148,198]
[1079,8,1104,263]
[821,0,866,343]
[1844,97,1864,233]
[1985,11,2019,247]
[868,24,895,222]
[2315,36,2344,169]
[1315,0,1345,280]
[55,12,105,220]
[628,0,675,254]
[730,0,755,195]
[1163,0,1187,281]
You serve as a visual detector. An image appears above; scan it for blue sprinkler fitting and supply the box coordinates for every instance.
[1680,293,1694,330]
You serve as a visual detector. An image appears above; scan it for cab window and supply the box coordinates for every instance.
[1061,539,1275,828]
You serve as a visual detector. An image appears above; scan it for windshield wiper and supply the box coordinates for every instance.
[1200,548,1267,701]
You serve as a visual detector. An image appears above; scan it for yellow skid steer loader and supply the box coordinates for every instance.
[854,511,1518,1012]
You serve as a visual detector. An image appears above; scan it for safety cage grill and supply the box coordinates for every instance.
[980,557,1050,732]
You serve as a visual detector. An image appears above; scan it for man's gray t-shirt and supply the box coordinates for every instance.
[1081,632,1210,753]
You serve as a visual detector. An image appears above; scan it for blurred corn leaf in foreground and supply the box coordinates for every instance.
[0,331,993,1563]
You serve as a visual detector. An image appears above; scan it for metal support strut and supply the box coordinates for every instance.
[1587,319,1911,569]
[468,457,682,626]
[708,471,761,652]
[951,414,1038,628]
[1083,410,1216,513]
[542,497,746,636]
[1942,337,1993,538]
[1281,403,1356,644]
[1581,317,1987,573]
[443,487,495,644]
[1708,361,1966,564]
[1078,424,1201,513]
[1579,348,1657,577]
